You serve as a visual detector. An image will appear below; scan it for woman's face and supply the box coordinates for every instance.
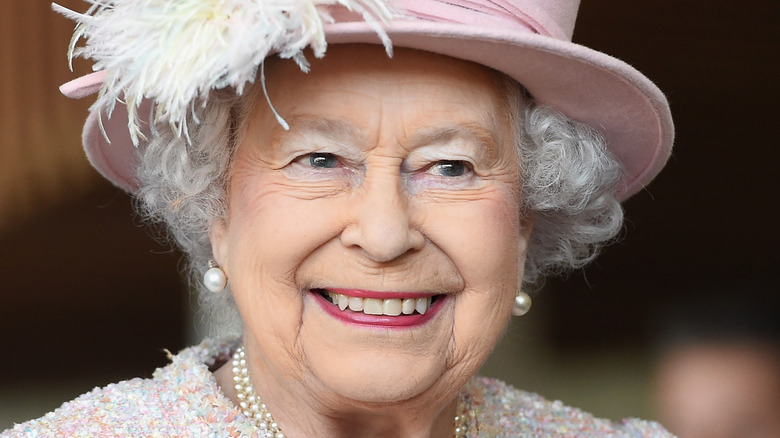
[212,46,532,408]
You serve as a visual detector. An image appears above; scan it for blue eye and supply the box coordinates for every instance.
[308,153,339,168]
[433,160,469,177]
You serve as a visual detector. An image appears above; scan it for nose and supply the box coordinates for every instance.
[340,172,425,263]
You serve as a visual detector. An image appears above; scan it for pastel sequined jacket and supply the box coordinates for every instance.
[3,339,674,437]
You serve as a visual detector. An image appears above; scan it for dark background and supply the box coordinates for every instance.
[2,0,778,425]
[547,0,778,351]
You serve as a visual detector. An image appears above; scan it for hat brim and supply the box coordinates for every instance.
[73,20,673,200]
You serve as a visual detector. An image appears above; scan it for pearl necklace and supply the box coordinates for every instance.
[231,346,469,437]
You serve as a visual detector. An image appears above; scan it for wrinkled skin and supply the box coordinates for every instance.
[212,45,532,438]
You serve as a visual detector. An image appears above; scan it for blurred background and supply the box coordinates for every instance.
[1,0,778,435]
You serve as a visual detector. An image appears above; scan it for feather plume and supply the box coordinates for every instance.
[52,0,401,145]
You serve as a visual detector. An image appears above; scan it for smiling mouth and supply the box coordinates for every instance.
[313,288,441,316]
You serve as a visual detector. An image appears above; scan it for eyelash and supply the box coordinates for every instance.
[303,152,340,169]
[290,152,343,171]
[291,153,475,184]
[426,160,473,178]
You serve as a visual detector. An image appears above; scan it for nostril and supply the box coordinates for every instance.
[339,182,424,262]
[340,222,423,263]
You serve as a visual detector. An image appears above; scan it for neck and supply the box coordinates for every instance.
[213,344,463,438]
[285,398,461,438]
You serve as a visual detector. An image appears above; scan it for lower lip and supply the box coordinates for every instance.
[311,291,446,328]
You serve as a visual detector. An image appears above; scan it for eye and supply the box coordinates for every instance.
[430,160,470,177]
[306,153,339,168]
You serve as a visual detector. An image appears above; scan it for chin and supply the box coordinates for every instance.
[312,351,449,405]
[298,293,458,405]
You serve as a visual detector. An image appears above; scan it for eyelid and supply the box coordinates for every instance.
[425,160,474,177]
[411,139,479,159]
[404,148,478,173]
[292,152,330,164]
[277,129,364,163]
[283,144,362,168]
[290,152,368,180]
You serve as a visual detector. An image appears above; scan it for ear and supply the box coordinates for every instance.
[209,219,230,270]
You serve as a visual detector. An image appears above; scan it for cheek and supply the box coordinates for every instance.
[224,165,352,333]
[227,169,350,271]
[417,187,522,364]
[420,187,522,283]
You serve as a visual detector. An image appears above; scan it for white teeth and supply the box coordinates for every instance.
[416,298,429,315]
[363,298,383,315]
[348,297,363,312]
[338,294,349,311]
[383,299,402,316]
[402,298,416,315]
[324,291,434,316]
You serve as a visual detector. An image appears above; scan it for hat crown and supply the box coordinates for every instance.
[394,0,580,40]
[59,0,670,199]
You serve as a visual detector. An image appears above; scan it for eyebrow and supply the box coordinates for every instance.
[407,123,499,157]
[276,117,499,157]
[283,117,369,145]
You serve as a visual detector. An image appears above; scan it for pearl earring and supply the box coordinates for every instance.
[511,291,532,316]
[203,260,227,293]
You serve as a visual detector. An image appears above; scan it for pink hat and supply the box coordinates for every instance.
[58,0,673,200]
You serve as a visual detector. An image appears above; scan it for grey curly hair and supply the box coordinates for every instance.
[136,71,622,336]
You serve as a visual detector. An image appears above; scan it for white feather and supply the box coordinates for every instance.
[52,0,401,145]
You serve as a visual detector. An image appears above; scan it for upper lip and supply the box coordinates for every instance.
[314,288,440,299]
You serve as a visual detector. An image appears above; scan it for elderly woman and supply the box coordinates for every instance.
[5,0,674,437]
